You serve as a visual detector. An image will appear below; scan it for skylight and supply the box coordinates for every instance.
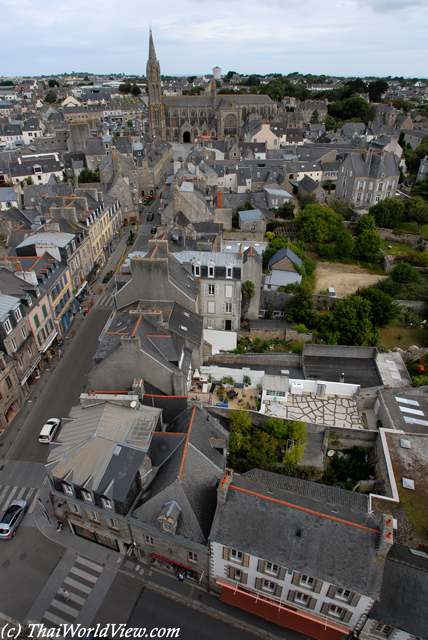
[402,478,415,490]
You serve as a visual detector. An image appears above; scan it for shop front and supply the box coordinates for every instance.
[69,522,119,551]
[150,553,199,583]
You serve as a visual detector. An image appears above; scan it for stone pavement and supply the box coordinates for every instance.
[265,393,364,428]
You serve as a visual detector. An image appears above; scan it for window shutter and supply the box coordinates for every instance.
[314,580,323,594]
[242,554,250,568]
[255,577,262,590]
[320,602,330,615]
[227,566,234,579]
[202,284,207,296]
[215,285,219,297]
[257,559,265,573]
[222,303,225,314]
[308,597,317,610]
[278,566,286,581]
[287,590,296,603]
[291,572,301,586]
[349,593,361,607]
[201,302,205,313]
[232,304,236,314]
[326,585,337,599]
[274,584,283,598]
[241,572,248,585]
[342,610,352,624]
[222,547,230,560]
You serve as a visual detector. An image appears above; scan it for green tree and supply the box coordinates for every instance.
[353,229,381,260]
[368,79,388,102]
[241,280,256,318]
[130,84,141,96]
[335,227,355,257]
[48,79,59,88]
[229,409,251,435]
[296,204,343,244]
[390,262,420,283]
[310,109,319,124]
[369,198,405,229]
[45,90,57,104]
[356,287,399,328]
[406,197,428,233]
[244,430,278,469]
[119,82,131,94]
[356,213,377,234]
[284,282,316,327]
[318,295,380,346]
[324,114,336,130]
[412,177,428,200]
[224,71,238,82]
[78,167,100,183]
[246,75,261,87]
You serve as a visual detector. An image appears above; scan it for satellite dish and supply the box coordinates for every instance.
[327,450,335,457]
[130,400,137,408]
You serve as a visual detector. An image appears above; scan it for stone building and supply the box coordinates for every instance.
[146,31,277,142]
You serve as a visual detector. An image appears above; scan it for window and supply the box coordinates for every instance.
[225,303,232,313]
[208,284,215,296]
[295,591,309,605]
[328,605,344,618]
[194,265,201,277]
[34,314,40,328]
[208,265,215,278]
[4,319,12,335]
[374,623,393,637]
[87,510,100,522]
[375,195,381,203]
[226,267,233,279]
[42,304,48,318]
[208,301,215,314]
[336,588,351,601]
[188,551,198,563]
[69,502,80,514]
[356,192,362,202]
[162,521,174,533]
[250,223,256,231]
[377,182,384,191]
[230,548,243,564]
[101,497,113,510]
[366,193,372,203]
[108,517,119,530]
[357,181,364,189]
[300,574,315,588]
[14,308,22,322]
[145,535,154,545]
[265,562,279,576]
[63,483,73,495]
[21,327,27,340]
[11,338,17,352]
[81,490,93,502]
[27,346,32,357]
[6,376,13,389]
[18,358,23,369]
[225,285,233,298]
[261,579,276,593]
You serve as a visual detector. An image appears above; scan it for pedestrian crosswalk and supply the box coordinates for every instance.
[0,484,40,514]
[96,293,115,307]
[41,555,104,628]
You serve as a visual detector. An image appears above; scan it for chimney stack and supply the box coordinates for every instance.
[217,188,223,209]
[217,469,233,507]
[377,514,394,557]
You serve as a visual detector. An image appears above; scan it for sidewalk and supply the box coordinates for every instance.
[33,482,308,640]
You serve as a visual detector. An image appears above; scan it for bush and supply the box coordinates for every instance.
[291,343,303,353]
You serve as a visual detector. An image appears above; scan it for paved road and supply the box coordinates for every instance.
[6,308,112,463]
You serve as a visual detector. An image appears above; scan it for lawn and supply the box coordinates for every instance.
[380,317,425,350]
[379,239,417,256]
[395,222,428,235]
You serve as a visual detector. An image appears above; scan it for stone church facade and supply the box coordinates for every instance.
[146,31,278,142]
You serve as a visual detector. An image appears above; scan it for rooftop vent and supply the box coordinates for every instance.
[402,478,415,490]
[113,445,122,456]
[400,439,411,449]
[295,528,302,538]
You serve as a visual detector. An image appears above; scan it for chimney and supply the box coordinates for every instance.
[217,469,233,507]
[377,514,394,557]
[217,188,223,209]
[13,259,23,273]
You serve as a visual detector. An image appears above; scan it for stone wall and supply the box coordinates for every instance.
[205,353,302,367]
[378,227,424,249]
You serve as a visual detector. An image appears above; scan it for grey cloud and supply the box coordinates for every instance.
[358,0,428,12]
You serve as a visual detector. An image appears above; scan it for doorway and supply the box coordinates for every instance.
[183,131,191,143]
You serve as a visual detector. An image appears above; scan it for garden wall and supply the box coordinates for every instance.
[205,353,302,367]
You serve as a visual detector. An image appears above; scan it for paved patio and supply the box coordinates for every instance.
[264,393,364,429]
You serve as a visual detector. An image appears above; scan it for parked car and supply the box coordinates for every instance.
[39,418,61,443]
[0,499,28,539]
[147,212,154,221]
[150,225,157,235]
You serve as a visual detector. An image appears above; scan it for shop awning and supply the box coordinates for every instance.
[151,553,194,572]
[74,280,88,297]
[42,331,58,353]
[21,355,42,386]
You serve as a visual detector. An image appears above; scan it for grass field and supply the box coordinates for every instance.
[379,239,416,255]
[396,222,428,235]
[380,317,425,350]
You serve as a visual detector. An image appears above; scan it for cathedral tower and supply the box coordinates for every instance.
[146,30,165,139]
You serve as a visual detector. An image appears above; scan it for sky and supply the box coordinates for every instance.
[2,0,428,79]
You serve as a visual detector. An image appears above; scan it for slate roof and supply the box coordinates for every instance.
[132,406,229,543]
[370,545,428,637]
[210,472,384,598]
[85,138,106,156]
[46,402,162,495]
[0,187,18,202]
[298,174,321,193]
[238,209,263,223]
[168,302,203,345]
[268,247,302,269]
[346,151,399,179]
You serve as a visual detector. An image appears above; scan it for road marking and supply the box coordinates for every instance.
[75,557,104,572]
[69,566,98,583]
[63,576,92,595]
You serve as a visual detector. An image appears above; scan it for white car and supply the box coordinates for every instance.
[39,418,61,443]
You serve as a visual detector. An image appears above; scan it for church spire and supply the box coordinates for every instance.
[146,29,165,140]
[148,28,157,63]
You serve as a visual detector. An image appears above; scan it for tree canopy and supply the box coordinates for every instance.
[369,198,405,229]
[295,204,343,244]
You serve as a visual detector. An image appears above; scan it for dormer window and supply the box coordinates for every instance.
[81,489,93,503]
[62,483,73,496]
[208,265,215,278]
[3,319,12,335]
[14,307,22,322]
[101,497,113,510]
[194,264,201,277]
[226,267,233,279]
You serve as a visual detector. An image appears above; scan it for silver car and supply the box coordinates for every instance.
[0,499,28,539]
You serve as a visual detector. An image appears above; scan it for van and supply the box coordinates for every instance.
[39,418,61,443]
